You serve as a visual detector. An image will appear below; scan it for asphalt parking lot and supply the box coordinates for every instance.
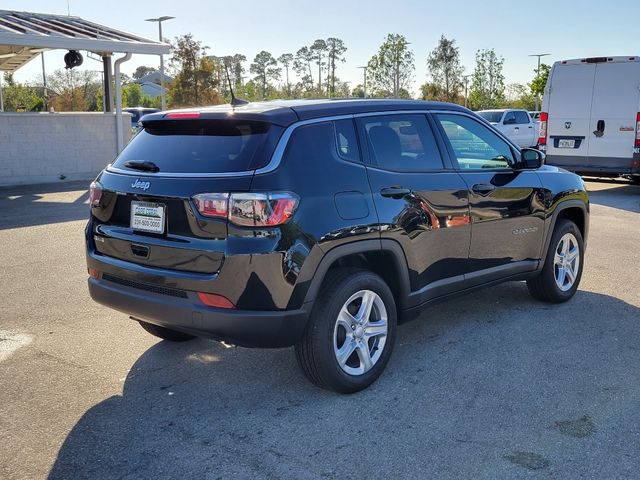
[0,179,638,479]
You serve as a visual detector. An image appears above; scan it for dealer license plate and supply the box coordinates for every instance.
[130,201,165,234]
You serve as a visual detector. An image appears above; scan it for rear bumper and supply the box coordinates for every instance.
[88,276,309,348]
[546,153,640,176]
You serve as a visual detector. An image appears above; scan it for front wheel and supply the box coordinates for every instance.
[527,219,584,303]
[295,268,397,393]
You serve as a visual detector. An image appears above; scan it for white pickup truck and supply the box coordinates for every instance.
[477,109,539,148]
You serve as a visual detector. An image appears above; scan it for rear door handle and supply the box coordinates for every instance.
[471,183,496,196]
[380,187,411,199]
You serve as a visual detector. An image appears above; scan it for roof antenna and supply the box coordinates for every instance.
[224,64,248,107]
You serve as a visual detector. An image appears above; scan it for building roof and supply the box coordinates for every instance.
[0,10,170,72]
[142,99,470,127]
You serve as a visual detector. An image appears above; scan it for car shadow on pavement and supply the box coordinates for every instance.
[586,181,640,214]
[47,284,640,479]
[0,181,90,230]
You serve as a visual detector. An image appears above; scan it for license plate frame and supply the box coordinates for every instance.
[130,201,166,234]
[558,139,576,149]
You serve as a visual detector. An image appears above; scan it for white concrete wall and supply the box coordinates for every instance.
[0,112,132,187]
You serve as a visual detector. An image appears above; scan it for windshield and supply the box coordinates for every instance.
[477,111,504,123]
[112,119,278,174]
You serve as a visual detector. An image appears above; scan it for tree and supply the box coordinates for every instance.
[325,38,347,97]
[168,34,221,107]
[250,51,280,99]
[294,46,314,92]
[132,66,156,81]
[529,63,550,97]
[47,69,101,111]
[469,48,505,110]
[1,74,44,111]
[310,39,328,94]
[426,35,463,102]
[504,83,536,110]
[367,33,415,98]
[278,53,294,97]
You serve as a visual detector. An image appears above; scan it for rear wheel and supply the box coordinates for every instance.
[630,175,640,185]
[295,268,397,393]
[527,219,584,303]
[138,320,196,342]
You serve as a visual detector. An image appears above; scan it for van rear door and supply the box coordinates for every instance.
[546,63,595,167]
[588,60,640,169]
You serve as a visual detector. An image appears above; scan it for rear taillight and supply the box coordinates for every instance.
[89,181,102,206]
[197,292,235,309]
[635,113,640,147]
[538,112,548,147]
[192,192,299,227]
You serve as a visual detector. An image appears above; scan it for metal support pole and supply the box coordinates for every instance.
[114,52,132,153]
[41,52,48,111]
[159,21,166,110]
[529,53,550,112]
[358,66,367,99]
[0,73,4,112]
[102,55,114,112]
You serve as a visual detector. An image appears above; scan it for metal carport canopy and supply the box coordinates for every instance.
[0,9,170,72]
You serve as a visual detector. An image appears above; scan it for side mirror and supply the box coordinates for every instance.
[503,117,516,125]
[518,148,545,169]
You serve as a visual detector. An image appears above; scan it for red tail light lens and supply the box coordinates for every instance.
[197,292,235,309]
[635,112,640,147]
[192,192,299,227]
[89,181,102,206]
[538,112,548,146]
[192,193,229,218]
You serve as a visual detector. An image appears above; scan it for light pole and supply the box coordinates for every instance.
[358,66,368,98]
[462,74,471,108]
[146,16,174,110]
[529,53,550,112]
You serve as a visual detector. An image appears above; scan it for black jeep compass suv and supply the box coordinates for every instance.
[86,99,589,393]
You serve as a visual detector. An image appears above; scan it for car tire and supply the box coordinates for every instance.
[138,320,197,342]
[631,175,640,185]
[527,219,584,303]
[295,268,397,394]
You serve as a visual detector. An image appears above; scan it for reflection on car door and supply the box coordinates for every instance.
[356,113,471,304]
[433,113,546,284]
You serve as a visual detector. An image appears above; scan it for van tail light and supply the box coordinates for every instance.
[635,112,640,147]
[89,181,103,206]
[538,112,548,147]
[192,192,299,227]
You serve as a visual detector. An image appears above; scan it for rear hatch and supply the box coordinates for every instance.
[90,115,283,274]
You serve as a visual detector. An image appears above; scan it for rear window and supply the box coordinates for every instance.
[112,120,279,174]
[477,111,503,123]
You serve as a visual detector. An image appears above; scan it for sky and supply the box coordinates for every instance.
[4,0,640,96]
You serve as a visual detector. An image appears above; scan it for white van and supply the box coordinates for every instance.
[539,56,640,184]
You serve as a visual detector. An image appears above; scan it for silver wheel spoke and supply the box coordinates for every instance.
[566,246,579,262]
[336,339,356,367]
[355,341,373,371]
[337,309,356,330]
[565,263,576,283]
[356,290,375,324]
[556,266,566,287]
[364,322,387,339]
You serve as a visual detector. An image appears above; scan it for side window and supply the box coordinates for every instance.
[283,122,337,164]
[503,111,517,124]
[360,114,443,172]
[435,113,515,170]
[334,119,360,162]
[514,111,530,124]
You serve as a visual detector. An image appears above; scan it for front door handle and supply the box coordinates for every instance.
[471,183,496,196]
[380,186,411,199]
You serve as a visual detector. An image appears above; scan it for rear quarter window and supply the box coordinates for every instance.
[112,120,281,174]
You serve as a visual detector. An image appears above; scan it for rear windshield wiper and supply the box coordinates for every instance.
[123,160,160,173]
